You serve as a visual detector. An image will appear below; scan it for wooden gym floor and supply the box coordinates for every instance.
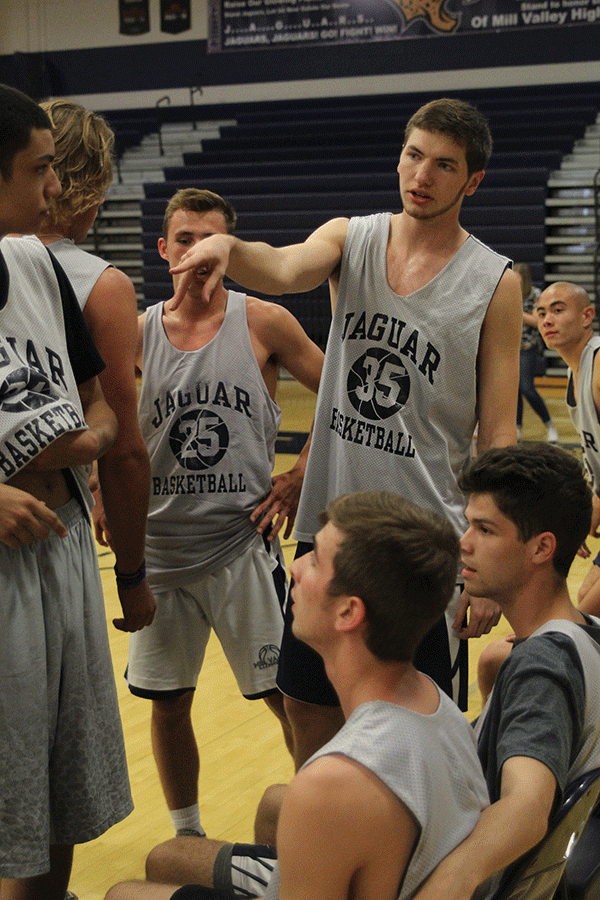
[69,378,597,899]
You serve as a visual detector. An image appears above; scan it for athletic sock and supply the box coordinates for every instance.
[171,803,206,837]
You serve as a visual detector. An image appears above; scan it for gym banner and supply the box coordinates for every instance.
[161,0,191,33]
[119,0,150,35]
[207,0,600,51]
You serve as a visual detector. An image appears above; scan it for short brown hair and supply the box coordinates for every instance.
[323,491,459,662]
[163,188,237,241]
[404,98,492,174]
[40,99,114,224]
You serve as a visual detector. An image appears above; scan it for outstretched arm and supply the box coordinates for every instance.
[83,268,156,632]
[412,757,557,900]
[169,217,348,307]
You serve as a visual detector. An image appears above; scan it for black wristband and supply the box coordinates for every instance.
[114,559,146,589]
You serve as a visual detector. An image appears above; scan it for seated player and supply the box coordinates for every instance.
[105,491,490,900]
[414,442,600,900]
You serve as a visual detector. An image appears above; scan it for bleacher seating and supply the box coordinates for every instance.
[137,84,600,348]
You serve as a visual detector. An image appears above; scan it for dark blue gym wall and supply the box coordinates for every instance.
[0,0,599,105]
[2,28,599,100]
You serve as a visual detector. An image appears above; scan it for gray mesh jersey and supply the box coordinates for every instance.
[0,236,92,507]
[139,291,282,588]
[263,692,489,900]
[294,213,510,543]
[566,335,600,494]
[45,237,110,310]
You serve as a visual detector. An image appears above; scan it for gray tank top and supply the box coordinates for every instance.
[567,335,600,494]
[294,213,510,542]
[263,691,489,900]
[139,291,282,588]
[0,236,93,507]
[43,238,110,310]
[529,617,600,780]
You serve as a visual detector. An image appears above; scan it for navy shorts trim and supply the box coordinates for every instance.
[276,541,340,706]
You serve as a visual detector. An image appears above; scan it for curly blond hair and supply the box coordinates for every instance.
[40,99,114,226]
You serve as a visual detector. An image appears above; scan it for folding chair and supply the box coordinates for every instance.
[486,768,600,900]
[563,805,600,899]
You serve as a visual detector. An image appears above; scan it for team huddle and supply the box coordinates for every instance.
[1,81,600,900]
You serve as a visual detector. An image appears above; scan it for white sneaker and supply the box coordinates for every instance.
[546,423,559,443]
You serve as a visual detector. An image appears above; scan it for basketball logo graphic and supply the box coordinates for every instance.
[169,409,229,470]
[0,366,55,412]
[255,644,280,670]
[347,348,410,420]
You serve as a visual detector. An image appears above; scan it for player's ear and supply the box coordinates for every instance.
[530,531,556,567]
[583,304,595,328]
[158,237,169,262]
[336,595,366,633]
[464,170,485,196]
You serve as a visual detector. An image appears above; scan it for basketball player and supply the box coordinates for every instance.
[0,84,132,900]
[478,283,600,699]
[35,98,156,633]
[167,97,522,766]
[105,446,600,900]
[537,282,600,614]
[127,188,324,838]
[414,443,600,900]
[105,491,490,900]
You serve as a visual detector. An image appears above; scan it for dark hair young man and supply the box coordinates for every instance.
[415,442,600,900]
[0,84,130,900]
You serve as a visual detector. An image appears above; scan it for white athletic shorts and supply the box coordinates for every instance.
[0,498,133,879]
[127,534,287,699]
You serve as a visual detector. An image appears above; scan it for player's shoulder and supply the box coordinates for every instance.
[491,265,522,301]
[293,752,379,811]
[508,629,584,677]
[245,293,298,334]
[93,263,136,295]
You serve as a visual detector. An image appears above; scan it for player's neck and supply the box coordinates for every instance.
[37,232,66,244]
[162,288,228,351]
[396,208,467,252]
[37,218,69,243]
[174,284,228,321]
[502,578,582,639]
[332,653,439,719]
[560,330,594,376]
[387,214,468,296]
